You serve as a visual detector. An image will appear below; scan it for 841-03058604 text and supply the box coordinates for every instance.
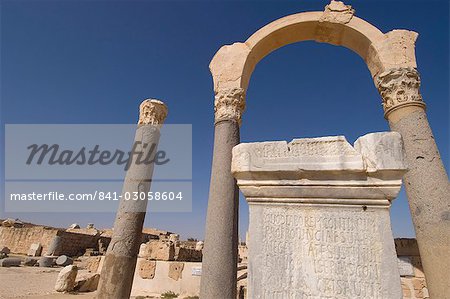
[9,191,184,201]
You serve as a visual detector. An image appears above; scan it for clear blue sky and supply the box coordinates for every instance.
[1,0,448,240]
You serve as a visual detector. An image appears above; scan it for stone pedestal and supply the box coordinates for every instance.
[232,133,406,299]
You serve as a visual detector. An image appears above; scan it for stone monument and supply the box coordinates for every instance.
[232,132,406,298]
[203,2,449,297]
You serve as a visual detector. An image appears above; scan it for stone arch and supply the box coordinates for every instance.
[202,2,448,298]
[210,1,418,96]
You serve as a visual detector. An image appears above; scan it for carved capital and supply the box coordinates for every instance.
[138,99,168,125]
[214,88,246,125]
[375,67,425,118]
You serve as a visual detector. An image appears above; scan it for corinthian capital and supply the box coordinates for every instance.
[138,99,168,126]
[214,88,246,125]
[375,67,426,118]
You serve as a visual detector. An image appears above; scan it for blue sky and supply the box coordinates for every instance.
[1,0,448,240]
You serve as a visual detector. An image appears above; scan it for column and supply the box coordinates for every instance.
[376,67,450,298]
[232,133,406,298]
[97,99,168,299]
[200,88,245,299]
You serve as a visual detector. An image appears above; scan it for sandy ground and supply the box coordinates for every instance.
[0,263,163,299]
[0,266,96,299]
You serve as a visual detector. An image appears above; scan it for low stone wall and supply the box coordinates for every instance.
[0,226,59,254]
[0,226,111,256]
[131,259,201,297]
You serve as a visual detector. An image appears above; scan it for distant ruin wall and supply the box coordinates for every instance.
[0,226,111,256]
[55,231,110,256]
[0,226,58,254]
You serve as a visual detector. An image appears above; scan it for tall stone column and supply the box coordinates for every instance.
[200,88,245,299]
[376,67,450,298]
[97,99,168,299]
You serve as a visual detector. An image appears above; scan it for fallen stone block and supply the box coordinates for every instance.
[56,255,73,267]
[0,257,21,267]
[55,265,78,292]
[23,257,38,266]
[1,218,24,227]
[39,256,55,267]
[46,236,63,256]
[143,240,175,261]
[74,273,100,292]
[27,243,42,257]
[69,223,80,229]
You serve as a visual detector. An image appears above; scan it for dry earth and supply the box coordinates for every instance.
[0,266,96,299]
[0,265,162,299]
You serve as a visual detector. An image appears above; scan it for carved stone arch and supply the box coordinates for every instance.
[210,1,418,97]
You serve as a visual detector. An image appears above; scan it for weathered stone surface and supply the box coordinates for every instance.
[2,218,24,228]
[138,259,156,279]
[398,256,414,277]
[69,223,80,229]
[411,256,425,278]
[0,257,21,267]
[23,257,38,266]
[375,67,424,118]
[232,136,364,175]
[319,0,354,24]
[138,99,168,126]
[138,243,147,257]
[55,265,78,292]
[389,109,450,298]
[354,132,407,172]
[143,240,175,261]
[395,238,420,256]
[46,236,62,256]
[98,239,107,255]
[56,255,73,266]
[38,256,55,267]
[168,262,184,281]
[85,256,102,273]
[75,273,100,292]
[233,133,406,298]
[27,243,42,257]
[175,247,202,262]
[214,88,246,125]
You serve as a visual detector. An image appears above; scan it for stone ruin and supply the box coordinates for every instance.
[233,132,406,297]
[201,1,449,298]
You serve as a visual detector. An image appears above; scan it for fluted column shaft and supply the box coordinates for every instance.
[376,67,450,298]
[200,88,245,299]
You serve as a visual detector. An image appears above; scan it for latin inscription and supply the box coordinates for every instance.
[257,207,385,299]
